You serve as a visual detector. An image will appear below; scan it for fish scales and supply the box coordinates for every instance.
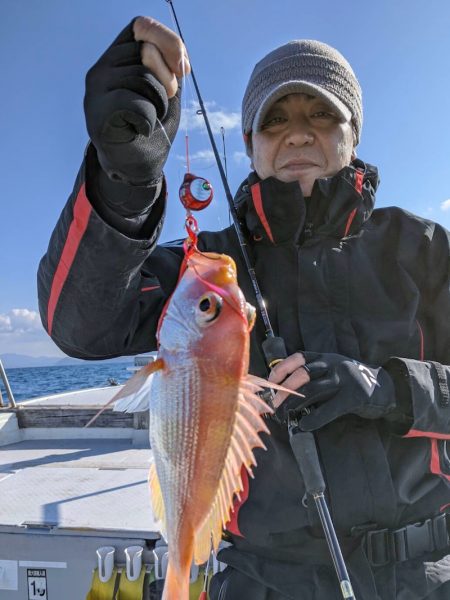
[102,250,301,599]
[151,252,262,599]
[151,361,202,526]
[151,355,240,529]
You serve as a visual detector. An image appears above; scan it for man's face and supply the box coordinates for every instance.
[249,93,356,196]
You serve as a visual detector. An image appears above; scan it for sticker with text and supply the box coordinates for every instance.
[27,569,47,599]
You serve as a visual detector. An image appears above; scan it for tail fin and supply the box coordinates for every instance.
[162,561,190,600]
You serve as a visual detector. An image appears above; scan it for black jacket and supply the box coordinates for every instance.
[38,151,450,599]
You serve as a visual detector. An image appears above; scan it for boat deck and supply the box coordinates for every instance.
[0,437,159,537]
[0,378,229,598]
[0,385,158,537]
[0,387,165,598]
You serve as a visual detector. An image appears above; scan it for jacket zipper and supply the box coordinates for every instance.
[304,221,314,240]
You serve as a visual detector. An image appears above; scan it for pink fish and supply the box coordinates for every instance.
[89,249,299,599]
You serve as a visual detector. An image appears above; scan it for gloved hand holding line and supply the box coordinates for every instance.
[84,17,190,186]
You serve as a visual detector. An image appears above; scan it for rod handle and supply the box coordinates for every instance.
[288,418,326,495]
[262,336,287,368]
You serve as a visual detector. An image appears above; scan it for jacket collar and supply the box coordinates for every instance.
[234,159,379,245]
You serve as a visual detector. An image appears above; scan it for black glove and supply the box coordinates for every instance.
[278,352,410,431]
[84,20,181,186]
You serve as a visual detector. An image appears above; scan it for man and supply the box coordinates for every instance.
[38,16,450,599]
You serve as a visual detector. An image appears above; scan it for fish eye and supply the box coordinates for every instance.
[195,292,223,325]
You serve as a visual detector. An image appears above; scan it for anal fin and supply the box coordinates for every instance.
[149,460,167,540]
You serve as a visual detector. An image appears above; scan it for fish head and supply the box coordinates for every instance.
[158,251,256,359]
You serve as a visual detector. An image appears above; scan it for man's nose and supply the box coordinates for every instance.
[284,118,314,145]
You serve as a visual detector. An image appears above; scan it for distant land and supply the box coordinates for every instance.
[0,353,137,369]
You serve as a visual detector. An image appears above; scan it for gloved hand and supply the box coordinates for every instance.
[296,352,401,430]
[84,17,188,186]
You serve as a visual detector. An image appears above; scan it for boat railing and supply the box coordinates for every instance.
[127,353,156,372]
[0,358,16,408]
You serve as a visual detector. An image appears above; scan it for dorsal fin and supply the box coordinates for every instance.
[191,374,303,563]
[192,384,271,564]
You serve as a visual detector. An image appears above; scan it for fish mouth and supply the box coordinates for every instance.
[188,251,238,284]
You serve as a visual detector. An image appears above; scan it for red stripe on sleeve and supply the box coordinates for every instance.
[47,184,92,335]
[404,429,450,440]
[250,183,275,244]
[430,438,450,482]
[141,286,160,292]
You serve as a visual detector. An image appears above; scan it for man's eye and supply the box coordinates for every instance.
[262,116,286,128]
[311,111,335,119]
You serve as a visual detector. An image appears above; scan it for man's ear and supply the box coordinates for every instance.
[248,147,255,170]
[244,132,253,160]
[351,148,357,161]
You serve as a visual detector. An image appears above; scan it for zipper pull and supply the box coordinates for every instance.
[304,221,314,238]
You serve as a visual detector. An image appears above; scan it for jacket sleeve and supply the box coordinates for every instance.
[37,149,185,359]
[384,222,450,438]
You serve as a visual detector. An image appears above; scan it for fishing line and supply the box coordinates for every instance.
[167,0,227,232]
[155,117,172,147]
[180,38,191,173]
[164,0,276,342]
[220,126,233,228]
[168,3,194,174]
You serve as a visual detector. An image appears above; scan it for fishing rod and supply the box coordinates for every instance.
[164,2,356,598]
[164,0,276,346]
[220,127,228,180]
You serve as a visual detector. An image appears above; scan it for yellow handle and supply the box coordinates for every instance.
[116,567,146,600]
[85,568,118,600]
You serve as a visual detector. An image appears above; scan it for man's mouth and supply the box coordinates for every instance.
[280,159,319,170]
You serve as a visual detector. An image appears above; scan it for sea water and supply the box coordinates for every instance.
[0,363,132,403]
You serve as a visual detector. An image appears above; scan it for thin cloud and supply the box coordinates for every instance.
[233,151,250,166]
[0,308,64,357]
[175,149,216,164]
[0,309,42,333]
[180,100,241,134]
[440,199,450,212]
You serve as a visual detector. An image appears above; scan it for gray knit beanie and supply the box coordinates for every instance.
[242,40,362,144]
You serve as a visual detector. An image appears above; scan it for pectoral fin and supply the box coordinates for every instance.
[84,359,165,427]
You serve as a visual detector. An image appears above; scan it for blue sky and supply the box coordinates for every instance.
[1,0,449,358]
